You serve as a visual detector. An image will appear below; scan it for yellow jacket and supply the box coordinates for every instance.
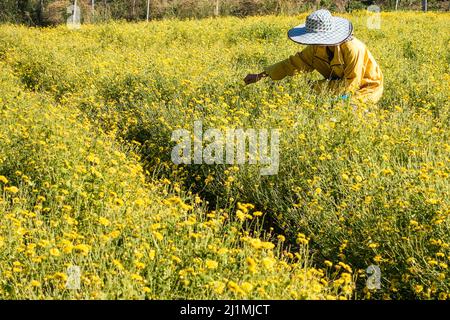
[264,37,383,103]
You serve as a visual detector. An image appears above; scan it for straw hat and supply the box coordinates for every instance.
[288,9,353,45]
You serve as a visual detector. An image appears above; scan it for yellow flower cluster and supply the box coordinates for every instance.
[0,59,347,299]
[0,11,449,299]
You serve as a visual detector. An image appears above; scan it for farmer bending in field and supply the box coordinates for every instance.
[244,9,383,104]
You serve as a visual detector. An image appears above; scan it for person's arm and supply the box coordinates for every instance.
[244,46,315,85]
[264,46,315,80]
[243,71,269,85]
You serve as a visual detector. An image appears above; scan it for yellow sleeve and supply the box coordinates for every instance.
[264,46,315,81]
[341,45,365,94]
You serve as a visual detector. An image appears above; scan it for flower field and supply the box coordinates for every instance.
[0,11,449,299]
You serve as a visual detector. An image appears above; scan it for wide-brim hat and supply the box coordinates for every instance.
[288,9,353,45]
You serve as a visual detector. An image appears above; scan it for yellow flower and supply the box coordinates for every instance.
[180,202,193,211]
[98,217,111,226]
[210,281,225,294]
[134,261,146,269]
[49,248,61,257]
[12,261,23,273]
[218,248,229,255]
[227,281,244,295]
[246,257,257,274]
[247,238,273,249]
[425,198,439,205]
[30,280,41,287]
[109,230,121,239]
[262,257,275,271]
[134,198,145,206]
[324,260,333,268]
[205,259,219,269]
[150,223,162,230]
[296,233,310,245]
[143,286,151,293]
[414,285,423,294]
[253,211,263,217]
[0,175,8,184]
[114,198,124,206]
[64,215,78,226]
[53,272,67,281]
[409,220,419,227]
[261,241,275,249]
[152,231,164,241]
[4,186,19,193]
[338,262,352,273]
[191,232,205,240]
[438,292,448,300]
[131,273,143,282]
[241,281,253,293]
[381,168,394,176]
[61,240,73,254]
[236,210,246,222]
[86,153,100,165]
[73,244,91,256]
[113,259,124,271]
[427,259,438,266]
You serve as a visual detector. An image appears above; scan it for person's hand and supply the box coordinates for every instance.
[244,72,267,85]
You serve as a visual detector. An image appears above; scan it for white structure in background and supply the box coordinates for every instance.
[67,0,81,29]
[422,0,428,11]
[214,0,220,16]
[367,5,381,30]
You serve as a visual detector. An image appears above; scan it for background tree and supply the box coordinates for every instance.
[0,0,448,25]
